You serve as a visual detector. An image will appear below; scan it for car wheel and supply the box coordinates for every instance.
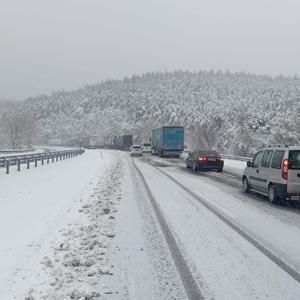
[242,177,250,193]
[268,185,278,204]
[192,162,197,173]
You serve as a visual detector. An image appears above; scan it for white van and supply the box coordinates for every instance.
[242,146,300,203]
[142,143,152,153]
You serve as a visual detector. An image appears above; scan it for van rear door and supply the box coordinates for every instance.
[288,150,300,195]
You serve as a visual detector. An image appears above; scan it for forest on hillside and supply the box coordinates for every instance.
[1,70,300,155]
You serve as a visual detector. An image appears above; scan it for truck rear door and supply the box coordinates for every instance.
[288,150,300,196]
[163,127,183,150]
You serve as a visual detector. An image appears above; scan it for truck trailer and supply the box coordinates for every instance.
[151,126,184,157]
[113,135,133,151]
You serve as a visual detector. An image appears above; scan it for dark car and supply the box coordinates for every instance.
[186,150,224,172]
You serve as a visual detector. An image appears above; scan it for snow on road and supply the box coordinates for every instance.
[0,150,187,299]
[100,156,186,300]
[135,158,300,299]
[1,150,300,299]
[158,163,300,272]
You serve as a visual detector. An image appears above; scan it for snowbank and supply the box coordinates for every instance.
[0,149,112,299]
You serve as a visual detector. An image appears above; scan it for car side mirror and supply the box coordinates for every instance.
[247,160,253,168]
[188,152,192,156]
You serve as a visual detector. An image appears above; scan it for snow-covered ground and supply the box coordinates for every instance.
[223,158,247,177]
[0,150,115,298]
[1,150,300,299]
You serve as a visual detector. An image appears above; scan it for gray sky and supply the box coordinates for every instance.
[0,0,299,100]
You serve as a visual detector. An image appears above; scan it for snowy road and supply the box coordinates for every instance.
[1,150,300,299]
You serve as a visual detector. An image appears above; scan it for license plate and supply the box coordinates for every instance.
[291,196,300,201]
[208,158,216,161]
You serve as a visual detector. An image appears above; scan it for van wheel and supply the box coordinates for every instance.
[268,185,278,204]
[242,177,250,193]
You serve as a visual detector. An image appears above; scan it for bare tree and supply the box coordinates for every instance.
[1,108,36,149]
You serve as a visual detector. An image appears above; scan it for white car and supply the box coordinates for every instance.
[142,143,152,153]
[130,145,143,157]
[242,145,300,203]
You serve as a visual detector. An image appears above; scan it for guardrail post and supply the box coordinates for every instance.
[35,157,37,167]
[47,155,49,164]
[52,155,54,163]
[41,156,44,165]
[6,160,9,174]
[18,159,21,171]
[56,154,58,162]
[27,158,30,169]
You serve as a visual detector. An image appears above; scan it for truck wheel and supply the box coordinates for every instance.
[268,185,278,204]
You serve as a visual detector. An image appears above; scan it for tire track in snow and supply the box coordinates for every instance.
[133,159,205,300]
[154,165,300,285]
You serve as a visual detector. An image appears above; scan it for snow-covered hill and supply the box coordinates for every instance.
[16,70,300,155]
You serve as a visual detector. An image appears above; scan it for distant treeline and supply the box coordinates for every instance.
[1,70,300,155]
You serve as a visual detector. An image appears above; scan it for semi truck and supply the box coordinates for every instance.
[151,126,184,157]
[113,135,133,151]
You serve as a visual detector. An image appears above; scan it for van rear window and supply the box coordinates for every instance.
[289,151,300,170]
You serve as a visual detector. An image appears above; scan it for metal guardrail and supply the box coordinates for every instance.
[183,151,252,162]
[0,149,84,174]
[222,154,252,162]
[0,148,35,155]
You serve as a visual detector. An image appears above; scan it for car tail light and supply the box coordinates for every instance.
[218,156,224,161]
[282,159,289,180]
[198,156,207,161]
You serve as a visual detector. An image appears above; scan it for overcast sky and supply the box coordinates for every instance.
[0,0,299,100]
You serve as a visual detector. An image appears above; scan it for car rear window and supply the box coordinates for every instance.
[289,150,300,170]
[197,150,219,156]
[143,143,151,146]
[271,150,285,169]
[133,146,141,149]
[261,150,273,168]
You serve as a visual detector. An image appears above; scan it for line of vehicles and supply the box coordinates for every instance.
[69,126,300,204]
[70,126,185,157]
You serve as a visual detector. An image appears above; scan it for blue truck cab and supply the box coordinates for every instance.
[152,126,184,157]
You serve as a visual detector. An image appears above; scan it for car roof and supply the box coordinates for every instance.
[288,146,300,150]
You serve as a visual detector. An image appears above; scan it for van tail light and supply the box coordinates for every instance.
[282,159,289,180]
